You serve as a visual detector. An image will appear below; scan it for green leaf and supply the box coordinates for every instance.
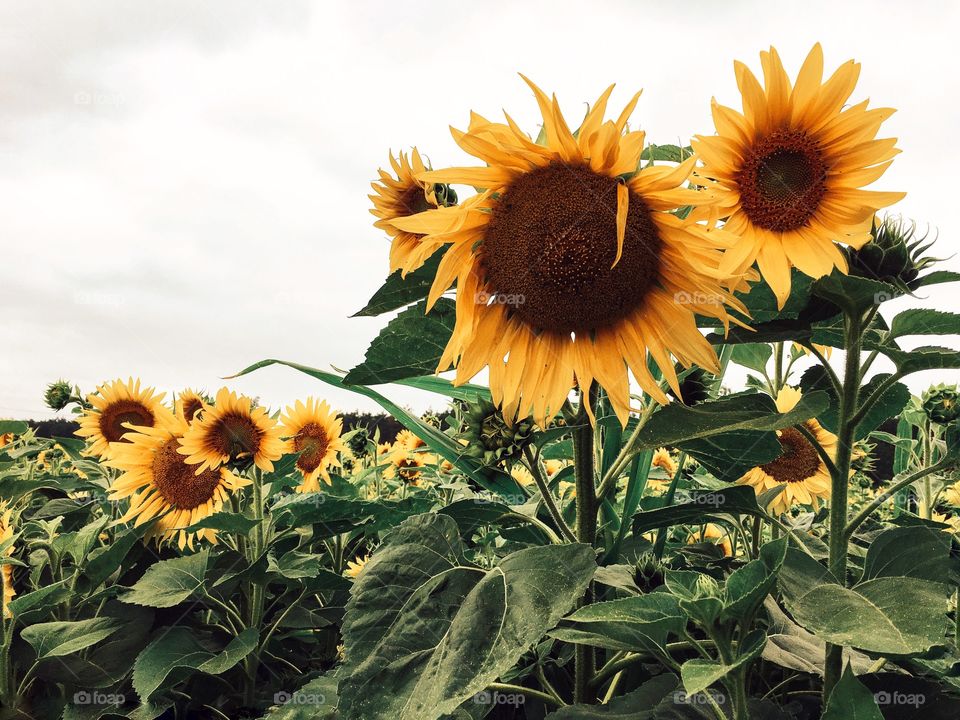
[22,617,121,659]
[778,549,950,655]
[345,298,455,385]
[641,144,691,163]
[271,493,433,538]
[812,273,898,315]
[0,420,28,435]
[394,375,491,404]
[84,523,151,589]
[354,247,445,317]
[132,627,258,700]
[821,666,883,720]
[188,511,261,535]
[861,525,951,583]
[722,537,787,622]
[889,309,960,338]
[549,593,686,653]
[633,487,768,535]
[264,673,338,719]
[270,550,323,579]
[881,345,960,375]
[339,513,595,720]
[6,579,71,621]
[681,629,766,695]
[679,430,782,483]
[730,343,772,374]
[811,372,910,439]
[121,551,209,608]
[544,674,683,719]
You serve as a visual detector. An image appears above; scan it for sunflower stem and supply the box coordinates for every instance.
[572,384,598,704]
[243,466,267,708]
[823,311,864,701]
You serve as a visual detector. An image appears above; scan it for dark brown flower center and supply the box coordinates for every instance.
[293,422,330,473]
[181,397,204,421]
[481,162,662,334]
[737,129,827,232]
[208,413,263,459]
[152,438,222,509]
[761,426,822,483]
[98,400,155,443]
[396,458,422,483]
[398,183,435,216]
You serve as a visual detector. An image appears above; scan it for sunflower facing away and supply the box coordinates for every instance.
[76,378,175,459]
[370,148,451,274]
[345,554,370,579]
[737,386,836,514]
[175,389,207,423]
[389,78,750,425]
[1,503,15,617]
[178,388,284,474]
[107,417,251,549]
[692,44,904,306]
[280,397,346,493]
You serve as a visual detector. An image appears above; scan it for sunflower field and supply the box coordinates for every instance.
[5,44,960,720]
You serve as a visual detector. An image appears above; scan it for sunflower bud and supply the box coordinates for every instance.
[923,384,960,425]
[44,379,75,411]
[668,365,714,406]
[457,399,535,466]
[846,215,940,291]
[634,552,666,593]
[347,426,371,458]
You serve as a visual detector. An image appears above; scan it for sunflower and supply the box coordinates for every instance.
[370,148,449,274]
[107,417,251,549]
[737,386,836,514]
[178,388,284,474]
[651,447,678,476]
[345,554,370,579]
[692,44,904,307]
[280,398,346,493]
[1,504,15,618]
[384,451,428,485]
[688,523,733,557]
[175,389,208,423]
[394,429,427,453]
[76,378,175,459]
[389,78,749,426]
[0,433,13,449]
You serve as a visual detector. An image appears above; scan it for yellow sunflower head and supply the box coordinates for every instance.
[107,417,251,550]
[510,463,534,487]
[345,554,370,579]
[395,429,427,453]
[651,447,678,476]
[737,386,836,515]
[370,148,454,274]
[388,77,750,426]
[175,389,208,424]
[693,44,904,307]
[385,450,427,485]
[75,378,175,459]
[280,397,346,493]
[1,504,16,618]
[0,433,14,449]
[177,388,284,474]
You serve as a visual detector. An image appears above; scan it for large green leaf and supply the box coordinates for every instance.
[83,523,152,589]
[633,487,768,535]
[812,273,898,316]
[0,420,28,435]
[270,493,433,537]
[338,513,595,720]
[802,369,910,439]
[778,549,950,655]
[881,345,960,375]
[722,537,787,622]
[188,511,261,535]
[394,375,491,403]
[22,617,121,659]
[550,593,686,653]
[821,666,883,720]
[544,675,692,719]
[345,298,455,385]
[264,673,339,719]
[730,343,772,374]
[120,551,209,608]
[7,579,72,622]
[679,430,782,483]
[889,309,960,339]
[132,627,258,699]
[861,525,951,583]
[354,247,445,317]
[680,630,766,695]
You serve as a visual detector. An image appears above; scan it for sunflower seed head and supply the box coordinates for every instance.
[923,384,960,425]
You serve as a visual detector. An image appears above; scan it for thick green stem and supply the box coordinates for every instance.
[572,385,597,704]
[823,313,863,700]
[243,468,267,707]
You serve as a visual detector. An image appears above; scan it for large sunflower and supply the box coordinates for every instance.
[280,397,346,493]
[389,78,749,425]
[76,378,175,459]
[178,388,284,474]
[737,386,836,514]
[1,503,15,617]
[107,417,251,549]
[692,44,904,306]
[370,148,450,274]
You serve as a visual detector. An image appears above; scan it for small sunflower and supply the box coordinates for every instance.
[0,433,13,449]
[389,78,750,426]
[370,148,450,274]
[280,398,346,493]
[178,388,284,474]
[385,451,427,485]
[107,417,251,549]
[1,504,15,617]
[76,378,175,459]
[511,464,534,487]
[345,554,370,579]
[651,447,678,476]
[737,386,836,514]
[693,44,904,306]
[688,523,733,557]
[394,429,428,453]
[175,389,208,423]
[942,482,960,508]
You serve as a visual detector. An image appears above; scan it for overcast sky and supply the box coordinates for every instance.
[2,0,958,422]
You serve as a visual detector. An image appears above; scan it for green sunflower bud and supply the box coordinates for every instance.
[923,384,960,425]
[634,552,666,593]
[457,399,535,466]
[347,426,371,458]
[44,379,75,411]
[668,365,714,406]
[846,215,940,292]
